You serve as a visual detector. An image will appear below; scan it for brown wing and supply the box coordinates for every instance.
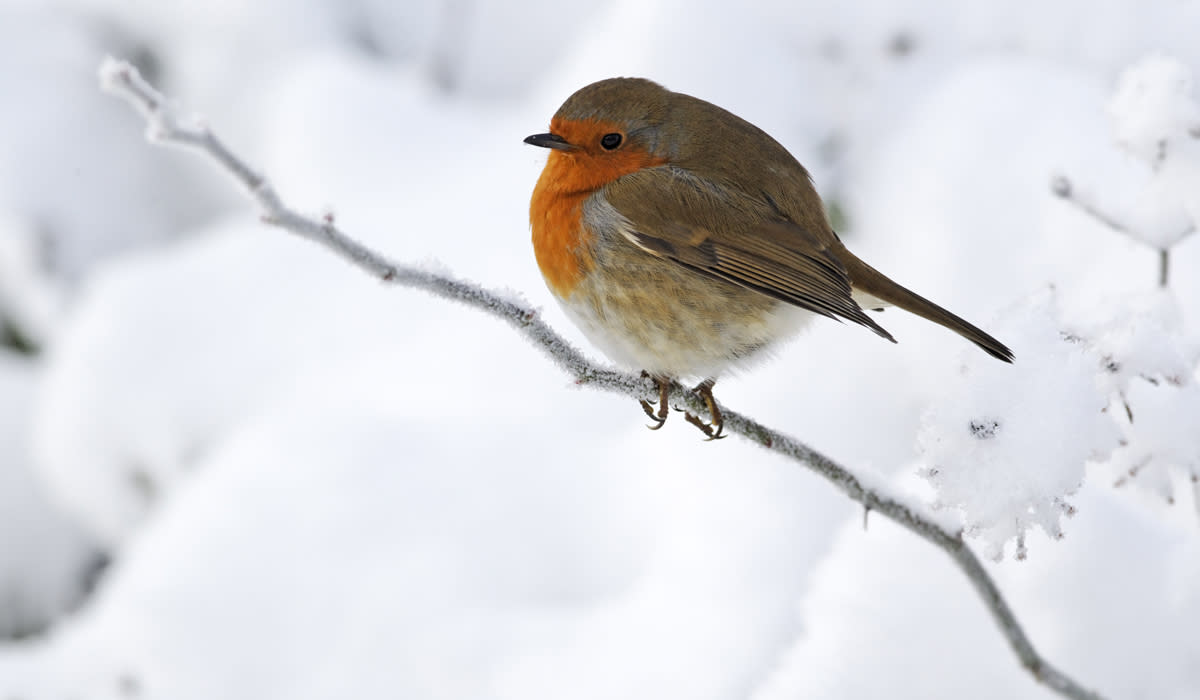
[603,167,896,342]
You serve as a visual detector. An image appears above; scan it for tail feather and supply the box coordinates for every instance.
[839,249,1014,363]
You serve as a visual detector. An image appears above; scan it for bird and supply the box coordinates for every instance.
[524,77,1013,438]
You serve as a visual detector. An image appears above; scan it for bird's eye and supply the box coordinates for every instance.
[600,132,623,150]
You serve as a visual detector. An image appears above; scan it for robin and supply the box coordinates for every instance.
[525,77,1013,438]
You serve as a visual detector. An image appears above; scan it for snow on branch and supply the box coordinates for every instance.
[1052,54,1200,288]
[98,57,1105,700]
[1040,54,1200,509]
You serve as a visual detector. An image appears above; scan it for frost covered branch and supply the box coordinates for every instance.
[1051,55,1200,290]
[99,57,1104,700]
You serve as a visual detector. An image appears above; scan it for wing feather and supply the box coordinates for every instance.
[606,168,895,341]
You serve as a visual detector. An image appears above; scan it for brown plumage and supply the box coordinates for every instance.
[526,77,1013,436]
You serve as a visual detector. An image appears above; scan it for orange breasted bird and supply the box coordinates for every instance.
[525,78,1013,438]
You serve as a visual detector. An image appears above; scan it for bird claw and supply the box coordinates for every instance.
[684,379,726,440]
[636,375,725,439]
[683,411,725,440]
[639,375,671,430]
[640,398,667,430]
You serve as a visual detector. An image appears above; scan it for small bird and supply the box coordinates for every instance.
[525,78,1013,438]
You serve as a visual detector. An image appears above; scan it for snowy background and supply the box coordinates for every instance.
[2,0,1199,698]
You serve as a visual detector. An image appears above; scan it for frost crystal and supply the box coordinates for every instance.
[1108,54,1200,167]
[1106,54,1200,249]
[919,293,1121,560]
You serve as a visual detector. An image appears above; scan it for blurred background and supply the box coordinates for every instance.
[1,0,1198,698]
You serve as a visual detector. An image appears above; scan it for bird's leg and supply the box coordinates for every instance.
[638,372,671,430]
[683,378,726,440]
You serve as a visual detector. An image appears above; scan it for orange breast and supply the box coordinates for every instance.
[529,117,669,298]
[530,152,593,299]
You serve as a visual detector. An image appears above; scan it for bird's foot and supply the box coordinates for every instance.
[639,373,670,430]
[683,379,725,440]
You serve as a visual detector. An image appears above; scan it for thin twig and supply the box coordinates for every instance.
[101,57,1105,700]
[1050,174,1136,237]
[1051,174,1189,289]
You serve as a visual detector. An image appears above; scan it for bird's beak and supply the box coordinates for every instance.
[524,132,574,151]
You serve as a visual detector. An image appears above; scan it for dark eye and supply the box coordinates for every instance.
[600,132,623,150]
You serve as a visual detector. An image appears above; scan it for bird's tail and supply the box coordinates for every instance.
[838,248,1014,363]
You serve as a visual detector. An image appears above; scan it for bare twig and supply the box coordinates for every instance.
[1050,174,1136,237]
[1051,174,1190,288]
[101,58,1105,700]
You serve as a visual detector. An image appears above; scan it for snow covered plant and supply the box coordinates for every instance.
[922,54,1200,561]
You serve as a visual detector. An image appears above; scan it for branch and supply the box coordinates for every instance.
[1050,174,1138,235]
[1050,174,1192,288]
[101,57,1105,700]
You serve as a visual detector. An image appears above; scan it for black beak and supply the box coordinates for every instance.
[524,132,574,151]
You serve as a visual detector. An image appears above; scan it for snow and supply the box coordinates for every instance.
[918,291,1122,560]
[0,5,227,284]
[1103,54,1200,249]
[1,0,1199,698]
[1107,378,1200,504]
[752,478,1200,700]
[0,353,97,638]
[9,392,827,699]
[0,213,62,347]
[1108,54,1200,166]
